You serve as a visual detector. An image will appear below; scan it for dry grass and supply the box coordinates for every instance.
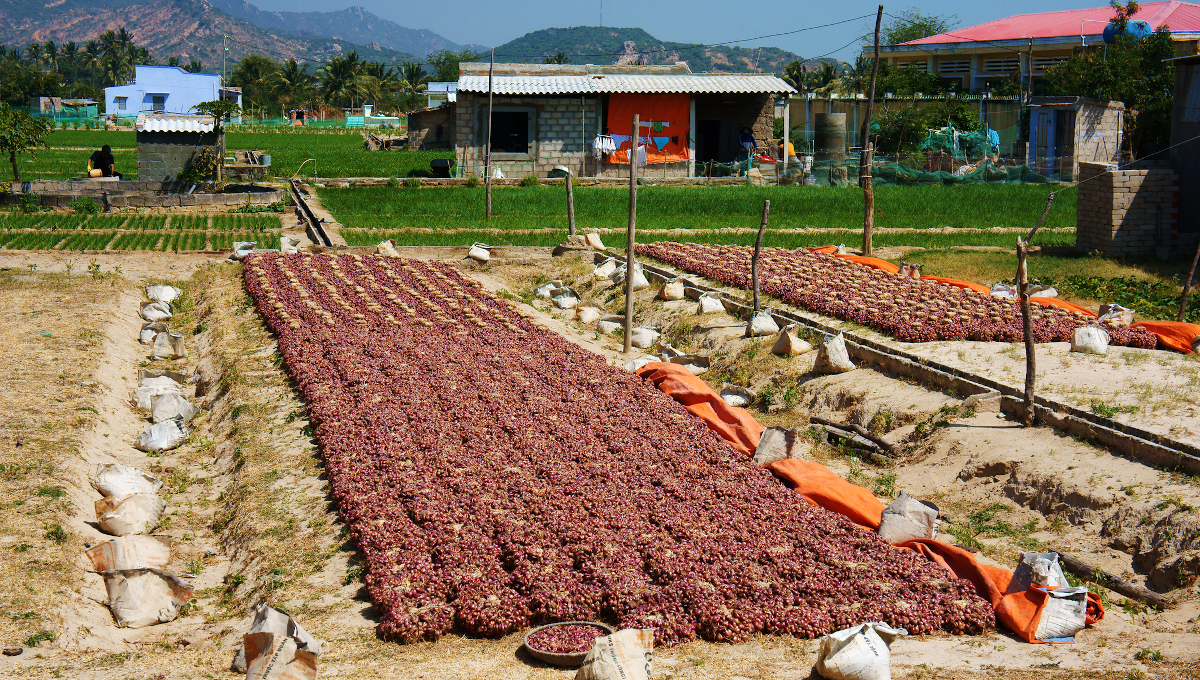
[0,269,117,651]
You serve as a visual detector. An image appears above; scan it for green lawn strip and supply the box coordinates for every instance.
[47,129,136,148]
[318,184,1076,233]
[16,148,137,180]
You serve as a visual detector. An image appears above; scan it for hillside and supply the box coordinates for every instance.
[0,0,419,68]
[492,26,823,74]
[208,0,480,57]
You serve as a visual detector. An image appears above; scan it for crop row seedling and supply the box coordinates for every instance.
[57,231,117,251]
[2,231,65,250]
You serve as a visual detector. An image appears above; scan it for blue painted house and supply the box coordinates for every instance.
[104,66,242,121]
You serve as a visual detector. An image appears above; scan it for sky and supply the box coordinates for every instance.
[248,0,1115,59]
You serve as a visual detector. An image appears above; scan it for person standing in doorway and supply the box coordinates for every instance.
[87,145,122,179]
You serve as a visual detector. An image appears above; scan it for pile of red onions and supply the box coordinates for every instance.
[242,252,995,646]
[635,242,1158,348]
[527,624,609,654]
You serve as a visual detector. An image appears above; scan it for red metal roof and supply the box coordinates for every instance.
[905,1,1200,44]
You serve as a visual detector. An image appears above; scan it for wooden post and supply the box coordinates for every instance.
[1016,192,1057,426]
[623,114,639,355]
[1017,236,1036,426]
[751,200,771,313]
[861,4,883,256]
[485,48,494,219]
[1178,237,1200,322]
[565,172,576,236]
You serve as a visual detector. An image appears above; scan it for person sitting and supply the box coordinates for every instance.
[778,139,800,163]
[87,145,122,179]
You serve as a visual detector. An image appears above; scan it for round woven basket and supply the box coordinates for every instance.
[523,621,616,667]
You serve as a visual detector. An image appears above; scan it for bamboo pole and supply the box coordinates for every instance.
[623,114,639,354]
[861,4,883,256]
[565,172,575,236]
[485,49,493,219]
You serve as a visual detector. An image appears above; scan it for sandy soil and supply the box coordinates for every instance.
[3,249,1200,680]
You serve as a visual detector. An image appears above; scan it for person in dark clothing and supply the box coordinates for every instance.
[87,145,122,178]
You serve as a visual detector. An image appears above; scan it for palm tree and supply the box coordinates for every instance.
[25,42,42,67]
[42,41,58,72]
[400,61,427,91]
[320,51,365,107]
[167,56,182,67]
[263,59,315,109]
[186,60,204,73]
[543,50,570,65]
[782,60,806,92]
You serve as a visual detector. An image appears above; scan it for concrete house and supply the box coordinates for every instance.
[871,2,1200,92]
[454,62,795,179]
[135,113,220,182]
[1026,97,1124,180]
[105,66,242,120]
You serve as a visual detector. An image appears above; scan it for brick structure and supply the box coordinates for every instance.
[1076,161,1191,257]
[8,179,282,208]
[135,113,222,182]
[454,63,793,179]
[408,103,457,151]
[1027,98,1123,181]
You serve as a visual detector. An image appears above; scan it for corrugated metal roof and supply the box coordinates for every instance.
[905,1,1200,44]
[135,113,216,133]
[457,73,795,95]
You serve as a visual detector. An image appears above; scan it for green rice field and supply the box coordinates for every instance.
[0,213,282,252]
[321,183,1077,248]
[38,128,453,179]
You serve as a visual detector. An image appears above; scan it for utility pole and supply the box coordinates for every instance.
[221,35,228,86]
[485,48,494,219]
[860,5,883,256]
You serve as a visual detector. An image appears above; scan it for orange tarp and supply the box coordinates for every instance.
[899,539,1103,643]
[606,94,690,164]
[833,253,901,274]
[809,245,838,254]
[920,276,992,295]
[1132,320,1200,353]
[635,362,763,457]
[1028,296,1098,317]
[766,459,885,529]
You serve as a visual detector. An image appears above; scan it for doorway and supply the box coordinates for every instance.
[696,120,720,162]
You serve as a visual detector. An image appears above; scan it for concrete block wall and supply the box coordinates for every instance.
[1076,161,1187,256]
[1071,104,1123,180]
[5,179,282,208]
[455,94,600,178]
[136,130,221,182]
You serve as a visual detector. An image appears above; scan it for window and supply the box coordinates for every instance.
[491,111,530,154]
[151,95,165,112]
[900,61,927,72]
[938,60,970,75]
[116,96,127,110]
[1033,56,1069,72]
[983,58,1019,73]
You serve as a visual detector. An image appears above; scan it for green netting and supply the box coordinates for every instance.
[918,124,992,159]
[872,159,1053,186]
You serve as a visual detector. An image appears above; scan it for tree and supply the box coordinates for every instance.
[229,54,280,109]
[185,60,204,74]
[881,9,957,46]
[543,50,570,65]
[426,48,479,82]
[193,99,241,180]
[0,105,53,181]
[782,60,807,92]
[1043,20,1174,156]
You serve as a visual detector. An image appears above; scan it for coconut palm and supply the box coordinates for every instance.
[42,41,58,72]
[25,42,41,66]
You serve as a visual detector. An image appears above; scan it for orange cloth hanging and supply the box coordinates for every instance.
[606,94,691,165]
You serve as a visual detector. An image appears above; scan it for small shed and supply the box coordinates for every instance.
[454,63,795,178]
[408,103,456,150]
[135,113,220,182]
[1026,96,1124,181]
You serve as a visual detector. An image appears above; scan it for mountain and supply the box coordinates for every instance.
[207,0,481,58]
[0,0,420,68]
[491,26,825,74]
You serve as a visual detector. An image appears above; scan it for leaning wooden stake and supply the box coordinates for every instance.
[750,199,771,318]
[861,4,883,256]
[565,172,576,236]
[1016,192,1057,426]
[1178,236,1200,322]
[485,48,494,219]
[623,114,639,355]
[1054,549,1171,610]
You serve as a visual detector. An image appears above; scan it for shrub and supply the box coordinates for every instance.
[465,176,480,188]
[404,177,421,188]
[386,176,399,188]
[69,196,100,215]
[521,175,540,187]
[18,192,40,213]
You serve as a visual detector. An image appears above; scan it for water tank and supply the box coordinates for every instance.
[1103,20,1152,44]
[814,113,847,163]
